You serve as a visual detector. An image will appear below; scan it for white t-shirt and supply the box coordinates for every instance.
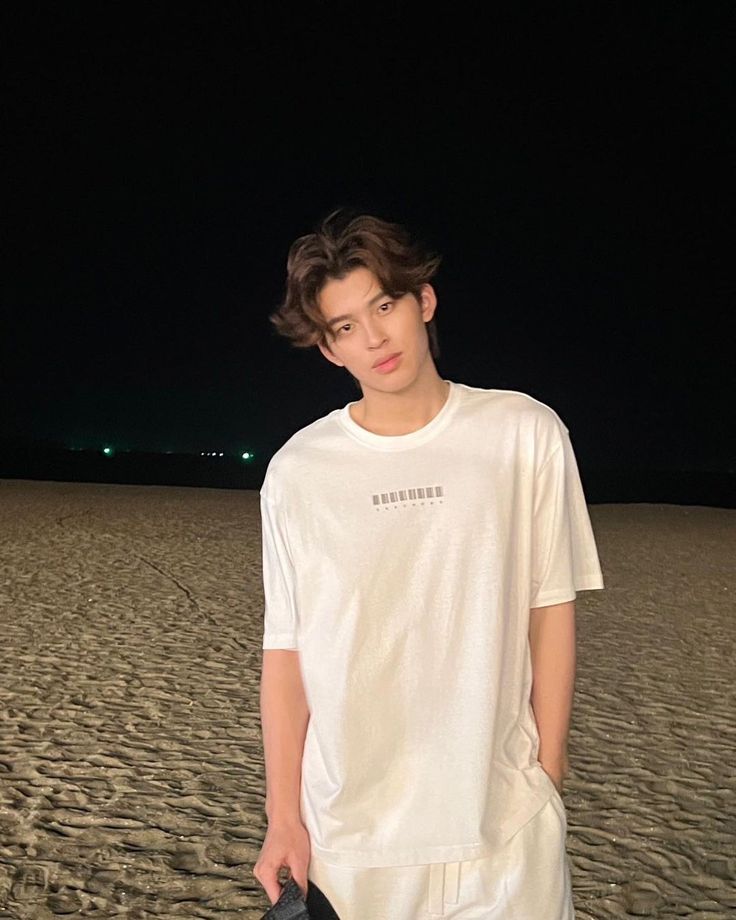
[259,379,604,868]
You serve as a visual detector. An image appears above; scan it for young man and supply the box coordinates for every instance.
[254,209,605,919]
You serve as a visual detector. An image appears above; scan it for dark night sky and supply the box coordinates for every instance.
[3,4,733,474]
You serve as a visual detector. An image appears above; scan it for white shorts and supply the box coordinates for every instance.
[307,792,574,920]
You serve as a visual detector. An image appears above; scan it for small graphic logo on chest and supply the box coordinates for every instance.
[372,484,444,509]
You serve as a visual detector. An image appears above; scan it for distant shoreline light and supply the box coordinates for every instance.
[62,445,258,460]
[194,450,255,461]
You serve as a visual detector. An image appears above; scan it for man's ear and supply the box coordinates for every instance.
[317,339,345,367]
[418,283,438,323]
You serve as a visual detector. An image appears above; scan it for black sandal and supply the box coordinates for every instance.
[261,876,340,920]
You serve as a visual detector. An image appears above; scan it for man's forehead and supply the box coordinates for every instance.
[320,267,382,307]
[331,265,379,292]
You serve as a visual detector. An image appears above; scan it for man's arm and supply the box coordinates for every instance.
[528,600,576,793]
[260,649,311,826]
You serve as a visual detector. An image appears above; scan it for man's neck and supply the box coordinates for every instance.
[349,377,450,436]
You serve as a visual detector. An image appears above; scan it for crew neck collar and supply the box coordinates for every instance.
[337,380,460,451]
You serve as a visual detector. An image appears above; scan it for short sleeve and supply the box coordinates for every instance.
[530,425,605,608]
[260,491,299,649]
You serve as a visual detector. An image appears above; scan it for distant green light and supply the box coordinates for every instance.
[103,447,113,456]
[241,451,254,461]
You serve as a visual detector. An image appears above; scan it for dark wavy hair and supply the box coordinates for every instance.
[268,208,442,366]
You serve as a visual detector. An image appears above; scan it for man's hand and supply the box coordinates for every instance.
[540,752,569,796]
[253,819,311,905]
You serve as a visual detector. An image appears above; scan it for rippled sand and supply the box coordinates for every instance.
[1,479,733,919]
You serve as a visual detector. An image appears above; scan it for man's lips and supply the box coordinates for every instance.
[372,352,401,368]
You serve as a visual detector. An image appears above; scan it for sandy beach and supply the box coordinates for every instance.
[1,478,734,919]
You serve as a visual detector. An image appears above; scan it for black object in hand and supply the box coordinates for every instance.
[261,876,340,920]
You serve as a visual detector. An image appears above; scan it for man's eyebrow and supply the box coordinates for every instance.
[326,291,390,328]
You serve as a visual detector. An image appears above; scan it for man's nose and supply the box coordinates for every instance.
[363,319,388,346]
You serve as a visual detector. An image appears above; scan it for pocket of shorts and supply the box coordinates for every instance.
[531,767,567,836]
[535,761,565,810]
[552,795,570,843]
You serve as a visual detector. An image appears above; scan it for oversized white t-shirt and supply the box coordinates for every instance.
[259,380,604,868]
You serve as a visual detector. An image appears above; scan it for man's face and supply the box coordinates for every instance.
[316,266,437,387]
